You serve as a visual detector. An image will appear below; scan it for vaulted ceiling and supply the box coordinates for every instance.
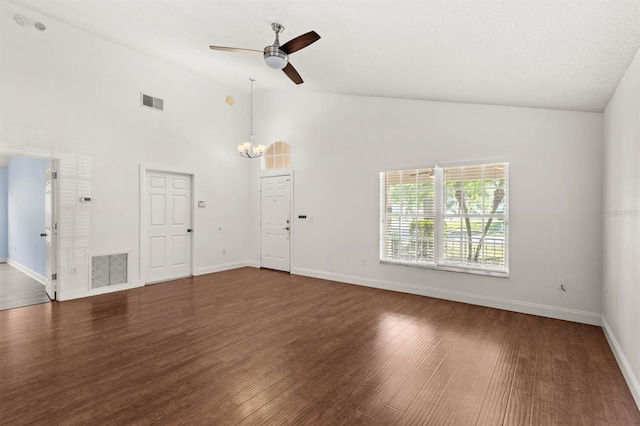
[8,0,640,112]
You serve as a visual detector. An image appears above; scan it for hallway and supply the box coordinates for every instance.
[0,262,50,311]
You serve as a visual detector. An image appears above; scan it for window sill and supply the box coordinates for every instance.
[380,259,509,278]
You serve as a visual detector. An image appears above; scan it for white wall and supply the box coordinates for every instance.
[0,2,607,325]
[0,1,255,299]
[603,47,640,407]
[253,90,603,324]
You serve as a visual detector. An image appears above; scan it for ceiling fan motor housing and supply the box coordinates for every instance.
[264,46,288,69]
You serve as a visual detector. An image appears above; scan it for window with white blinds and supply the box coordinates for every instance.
[380,162,508,276]
[380,168,436,264]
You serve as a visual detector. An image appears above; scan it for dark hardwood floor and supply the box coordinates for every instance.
[0,267,638,425]
[0,262,51,311]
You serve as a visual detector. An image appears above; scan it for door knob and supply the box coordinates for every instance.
[187,229,192,233]
[40,233,47,237]
[284,227,290,231]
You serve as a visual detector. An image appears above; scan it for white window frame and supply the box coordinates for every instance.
[380,161,509,277]
[262,141,291,170]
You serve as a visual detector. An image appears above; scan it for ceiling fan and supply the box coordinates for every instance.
[209,23,320,85]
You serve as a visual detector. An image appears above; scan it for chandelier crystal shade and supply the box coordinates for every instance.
[237,78,265,159]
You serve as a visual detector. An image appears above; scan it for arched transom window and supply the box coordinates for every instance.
[263,141,291,170]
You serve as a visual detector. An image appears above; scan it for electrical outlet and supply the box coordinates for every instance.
[222,248,227,255]
[362,259,367,266]
[71,266,77,275]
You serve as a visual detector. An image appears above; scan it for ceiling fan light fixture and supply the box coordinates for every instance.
[264,47,288,69]
[209,22,319,84]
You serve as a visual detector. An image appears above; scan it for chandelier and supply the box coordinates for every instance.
[237,78,265,158]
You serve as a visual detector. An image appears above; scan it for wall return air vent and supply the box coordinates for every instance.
[140,93,164,111]
[91,253,128,288]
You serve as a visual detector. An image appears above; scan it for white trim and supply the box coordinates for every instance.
[0,150,60,300]
[146,276,191,285]
[259,171,294,179]
[379,259,509,277]
[379,163,437,173]
[59,280,144,301]
[259,172,293,272]
[435,157,511,168]
[0,147,60,161]
[291,267,601,325]
[6,258,48,286]
[139,164,196,285]
[380,161,509,275]
[289,172,294,271]
[601,316,640,410]
[140,163,197,177]
[195,260,259,276]
[45,160,59,301]
[260,167,294,177]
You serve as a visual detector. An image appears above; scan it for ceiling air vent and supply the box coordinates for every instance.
[140,93,164,111]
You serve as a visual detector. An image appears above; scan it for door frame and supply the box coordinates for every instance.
[0,148,59,300]
[259,171,294,271]
[139,164,196,285]
[44,160,59,300]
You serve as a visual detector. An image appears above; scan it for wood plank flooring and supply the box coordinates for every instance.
[0,267,638,425]
[0,262,50,311]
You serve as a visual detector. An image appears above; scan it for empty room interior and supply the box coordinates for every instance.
[1,0,640,424]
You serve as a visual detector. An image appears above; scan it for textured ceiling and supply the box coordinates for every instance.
[7,0,640,112]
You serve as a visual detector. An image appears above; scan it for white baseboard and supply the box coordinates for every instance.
[601,316,640,410]
[195,260,259,276]
[58,279,144,301]
[6,258,48,286]
[291,267,601,326]
[59,260,261,301]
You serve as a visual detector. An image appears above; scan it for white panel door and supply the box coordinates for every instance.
[44,165,57,300]
[146,171,192,283]
[261,175,291,272]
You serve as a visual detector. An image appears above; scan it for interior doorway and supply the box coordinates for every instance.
[140,168,194,284]
[0,154,58,310]
[260,174,292,272]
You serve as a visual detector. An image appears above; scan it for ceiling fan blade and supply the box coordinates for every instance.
[280,31,320,55]
[209,46,263,55]
[282,63,303,84]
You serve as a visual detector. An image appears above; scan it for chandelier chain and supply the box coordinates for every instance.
[237,77,265,159]
[250,78,254,139]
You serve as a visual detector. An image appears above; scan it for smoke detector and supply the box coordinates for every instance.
[14,14,46,31]
[15,14,30,26]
